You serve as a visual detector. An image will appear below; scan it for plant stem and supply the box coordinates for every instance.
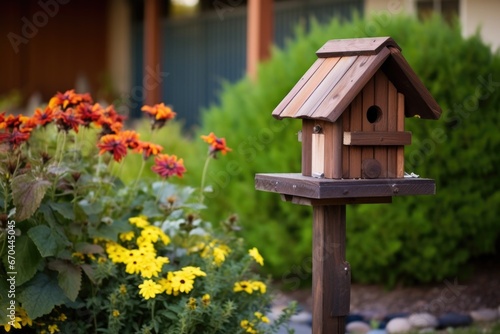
[199,156,212,203]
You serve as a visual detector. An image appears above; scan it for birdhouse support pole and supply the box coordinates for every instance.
[312,204,350,334]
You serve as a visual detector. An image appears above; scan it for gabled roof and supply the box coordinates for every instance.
[272,37,441,122]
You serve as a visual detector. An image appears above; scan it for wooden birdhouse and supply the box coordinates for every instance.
[272,37,441,179]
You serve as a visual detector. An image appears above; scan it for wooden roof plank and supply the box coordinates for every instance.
[381,47,442,119]
[272,58,325,119]
[294,55,359,118]
[313,47,391,122]
[279,57,341,118]
[316,37,401,58]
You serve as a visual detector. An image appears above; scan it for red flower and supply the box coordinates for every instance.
[95,105,125,135]
[1,114,24,130]
[32,107,55,126]
[76,103,102,126]
[48,89,92,110]
[135,141,163,159]
[55,108,83,133]
[201,132,232,157]
[97,134,128,162]
[151,154,186,178]
[141,103,176,130]
[0,128,31,149]
[119,130,140,149]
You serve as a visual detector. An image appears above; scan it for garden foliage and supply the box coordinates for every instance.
[0,91,296,333]
[193,14,500,285]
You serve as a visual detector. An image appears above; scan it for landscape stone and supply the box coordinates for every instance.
[386,318,412,334]
[383,313,410,323]
[470,308,498,322]
[437,312,473,329]
[290,310,313,324]
[346,321,371,333]
[408,313,438,329]
[367,330,387,334]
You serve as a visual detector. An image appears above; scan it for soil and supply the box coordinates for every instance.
[281,256,500,319]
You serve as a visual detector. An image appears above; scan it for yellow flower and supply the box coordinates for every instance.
[48,324,59,333]
[138,279,163,300]
[106,242,128,263]
[18,307,33,326]
[181,266,206,277]
[251,281,267,294]
[158,272,176,295]
[202,294,211,306]
[2,316,22,332]
[187,297,197,310]
[119,284,127,295]
[141,226,161,243]
[255,311,270,323]
[119,231,135,241]
[240,319,257,334]
[234,281,254,294]
[58,313,67,322]
[248,247,264,266]
[171,271,195,293]
[129,216,149,228]
[112,309,120,317]
[200,241,231,266]
[72,252,85,261]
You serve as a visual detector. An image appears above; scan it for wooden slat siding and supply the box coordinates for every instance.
[349,94,363,178]
[313,47,391,122]
[316,37,400,58]
[312,133,325,176]
[397,93,405,177]
[302,119,314,176]
[312,205,348,333]
[341,107,351,178]
[273,58,325,119]
[281,194,392,206]
[255,173,437,198]
[279,58,340,118]
[323,121,333,178]
[374,70,389,178]
[361,77,375,176]
[382,48,442,120]
[331,118,343,179]
[344,132,412,145]
[295,56,359,118]
[387,81,398,178]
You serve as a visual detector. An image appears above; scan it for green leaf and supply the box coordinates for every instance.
[2,235,43,285]
[74,242,104,255]
[28,225,66,258]
[49,202,75,221]
[11,173,51,222]
[88,218,130,241]
[48,260,82,302]
[18,272,68,319]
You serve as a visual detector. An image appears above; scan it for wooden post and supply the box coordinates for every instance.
[312,205,350,334]
[144,0,161,106]
[246,0,273,80]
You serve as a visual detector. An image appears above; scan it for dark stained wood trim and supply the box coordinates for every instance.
[382,47,442,120]
[316,37,401,57]
[280,194,392,206]
[255,173,436,198]
[312,205,349,333]
[343,131,412,146]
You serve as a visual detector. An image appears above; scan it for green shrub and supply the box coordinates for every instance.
[156,15,500,285]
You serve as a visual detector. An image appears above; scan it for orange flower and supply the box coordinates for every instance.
[151,154,186,178]
[119,130,140,149]
[201,132,232,158]
[48,89,92,110]
[95,105,125,135]
[55,108,83,133]
[135,141,163,159]
[1,114,24,130]
[141,103,176,130]
[97,134,128,162]
[32,106,55,126]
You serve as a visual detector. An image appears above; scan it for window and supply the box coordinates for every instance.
[416,0,459,24]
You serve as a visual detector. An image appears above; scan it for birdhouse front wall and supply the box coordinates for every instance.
[301,70,409,179]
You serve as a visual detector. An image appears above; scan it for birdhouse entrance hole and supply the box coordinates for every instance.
[366,105,382,123]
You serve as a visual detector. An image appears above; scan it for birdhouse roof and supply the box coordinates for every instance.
[272,37,441,122]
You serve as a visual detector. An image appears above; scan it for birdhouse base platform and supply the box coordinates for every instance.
[255,173,435,203]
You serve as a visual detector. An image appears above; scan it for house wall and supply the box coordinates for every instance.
[364,0,500,52]
[461,0,500,52]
